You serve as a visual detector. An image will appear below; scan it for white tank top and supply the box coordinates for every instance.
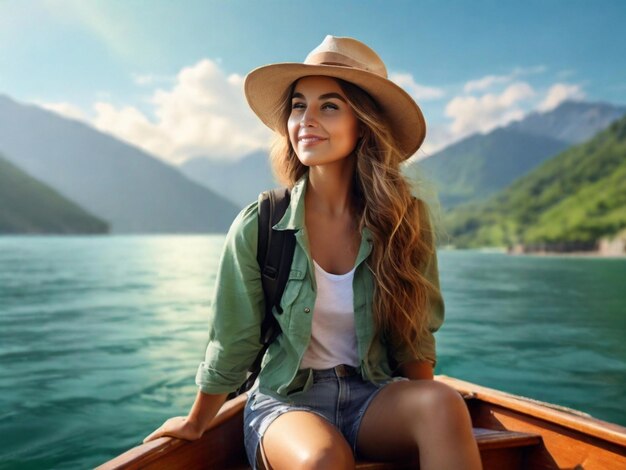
[300,260,359,370]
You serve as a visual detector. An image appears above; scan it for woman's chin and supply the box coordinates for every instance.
[296,153,352,169]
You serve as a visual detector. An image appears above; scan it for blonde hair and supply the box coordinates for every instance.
[270,78,439,362]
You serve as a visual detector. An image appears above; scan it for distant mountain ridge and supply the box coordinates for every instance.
[0,153,108,234]
[405,101,626,209]
[444,114,626,249]
[0,95,239,233]
[507,100,626,144]
[180,151,278,207]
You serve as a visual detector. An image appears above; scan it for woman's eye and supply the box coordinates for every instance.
[322,103,339,111]
[291,102,305,110]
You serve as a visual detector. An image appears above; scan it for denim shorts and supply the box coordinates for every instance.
[243,365,407,469]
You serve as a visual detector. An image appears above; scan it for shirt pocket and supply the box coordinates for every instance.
[275,268,307,332]
[279,268,306,308]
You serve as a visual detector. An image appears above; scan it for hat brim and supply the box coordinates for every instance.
[244,63,426,159]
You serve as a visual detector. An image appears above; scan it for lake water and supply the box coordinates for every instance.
[0,236,624,469]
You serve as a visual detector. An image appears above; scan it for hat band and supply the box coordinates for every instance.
[305,51,383,76]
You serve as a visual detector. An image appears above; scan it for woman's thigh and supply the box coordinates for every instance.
[356,379,479,467]
[261,410,355,470]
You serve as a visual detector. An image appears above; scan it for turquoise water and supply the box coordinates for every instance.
[0,236,624,469]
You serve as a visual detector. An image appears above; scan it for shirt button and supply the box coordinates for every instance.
[304,307,311,313]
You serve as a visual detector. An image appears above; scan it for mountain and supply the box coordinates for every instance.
[179,151,278,207]
[444,114,626,249]
[405,128,568,208]
[0,153,108,234]
[404,101,626,209]
[0,95,240,233]
[507,100,626,144]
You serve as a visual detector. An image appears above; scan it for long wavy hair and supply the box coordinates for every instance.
[269,78,439,362]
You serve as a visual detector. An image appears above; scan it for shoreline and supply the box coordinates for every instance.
[509,250,626,259]
[439,246,626,258]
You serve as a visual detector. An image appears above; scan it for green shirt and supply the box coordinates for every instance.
[195,173,444,398]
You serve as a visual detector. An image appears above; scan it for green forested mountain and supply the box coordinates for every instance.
[0,153,109,234]
[405,127,568,208]
[444,115,626,248]
[404,101,626,209]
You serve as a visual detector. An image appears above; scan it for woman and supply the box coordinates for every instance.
[144,36,481,470]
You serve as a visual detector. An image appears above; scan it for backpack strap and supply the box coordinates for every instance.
[231,188,296,397]
[257,188,296,321]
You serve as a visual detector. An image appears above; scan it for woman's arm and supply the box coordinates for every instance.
[143,390,228,443]
[398,359,434,380]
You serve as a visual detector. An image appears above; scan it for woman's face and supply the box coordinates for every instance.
[288,76,360,168]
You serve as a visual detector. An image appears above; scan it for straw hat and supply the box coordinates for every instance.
[244,35,426,159]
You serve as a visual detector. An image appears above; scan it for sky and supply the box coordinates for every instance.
[1,0,625,164]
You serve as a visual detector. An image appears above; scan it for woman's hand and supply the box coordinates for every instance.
[143,416,204,444]
[142,390,228,444]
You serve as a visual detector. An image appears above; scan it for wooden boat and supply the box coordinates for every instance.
[98,375,626,469]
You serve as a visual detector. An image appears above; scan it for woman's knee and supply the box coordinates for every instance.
[261,411,355,470]
[295,442,355,470]
[416,380,466,407]
[411,380,471,426]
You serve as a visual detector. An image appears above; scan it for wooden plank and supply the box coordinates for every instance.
[356,428,540,469]
[472,427,541,450]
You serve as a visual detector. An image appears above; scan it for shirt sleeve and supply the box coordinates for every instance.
[391,199,445,368]
[195,201,265,394]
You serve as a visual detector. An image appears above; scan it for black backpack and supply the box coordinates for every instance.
[231,188,296,397]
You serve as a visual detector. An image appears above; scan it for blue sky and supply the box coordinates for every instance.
[1,0,625,163]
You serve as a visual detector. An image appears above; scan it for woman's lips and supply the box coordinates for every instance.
[298,135,327,146]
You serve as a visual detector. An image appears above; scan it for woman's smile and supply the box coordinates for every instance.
[298,133,328,146]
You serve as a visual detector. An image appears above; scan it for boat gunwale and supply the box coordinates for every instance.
[95,393,248,470]
[437,375,626,447]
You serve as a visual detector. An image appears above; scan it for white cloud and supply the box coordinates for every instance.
[500,82,535,106]
[390,73,445,100]
[464,65,547,93]
[464,74,511,93]
[446,81,535,138]
[92,101,160,145]
[409,67,551,153]
[538,83,585,112]
[463,65,547,93]
[43,58,272,164]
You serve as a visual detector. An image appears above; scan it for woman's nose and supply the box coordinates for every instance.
[301,107,318,127]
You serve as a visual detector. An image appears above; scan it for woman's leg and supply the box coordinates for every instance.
[356,380,482,470]
[260,410,355,470]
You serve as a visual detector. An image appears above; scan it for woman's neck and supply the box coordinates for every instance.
[306,158,355,218]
